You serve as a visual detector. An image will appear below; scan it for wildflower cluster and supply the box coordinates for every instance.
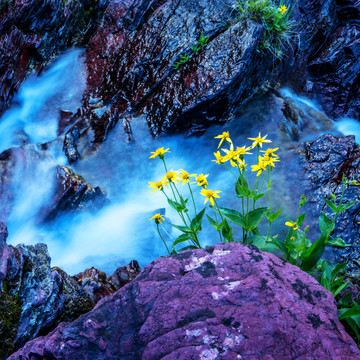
[235,0,295,58]
[147,133,360,347]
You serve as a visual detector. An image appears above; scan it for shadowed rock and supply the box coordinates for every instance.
[300,134,360,275]
[9,243,360,359]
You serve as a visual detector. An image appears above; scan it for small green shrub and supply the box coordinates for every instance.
[235,0,296,58]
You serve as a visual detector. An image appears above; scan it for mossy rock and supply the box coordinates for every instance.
[0,285,21,359]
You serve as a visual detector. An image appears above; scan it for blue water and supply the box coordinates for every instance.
[2,51,360,275]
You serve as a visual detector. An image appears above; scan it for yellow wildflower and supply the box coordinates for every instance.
[213,151,226,164]
[238,159,247,170]
[263,155,280,168]
[214,131,232,149]
[261,148,279,157]
[149,147,170,159]
[149,213,165,224]
[285,221,298,231]
[279,5,287,15]
[248,133,271,148]
[192,173,209,188]
[251,157,266,176]
[290,237,295,241]
[222,148,240,167]
[176,169,196,185]
[163,170,177,183]
[350,180,360,186]
[200,189,221,206]
[148,179,168,193]
[236,146,252,157]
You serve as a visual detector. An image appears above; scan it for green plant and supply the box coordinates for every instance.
[148,132,360,346]
[235,0,296,58]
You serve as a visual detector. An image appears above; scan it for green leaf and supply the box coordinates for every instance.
[319,212,334,235]
[331,263,347,282]
[252,192,266,201]
[247,235,279,253]
[219,207,247,229]
[190,208,206,232]
[330,193,336,201]
[324,199,338,214]
[300,234,326,271]
[246,207,268,231]
[269,237,288,258]
[171,224,192,233]
[268,208,282,223]
[338,201,356,212]
[339,303,360,320]
[172,234,190,247]
[297,213,306,227]
[167,198,185,212]
[325,237,350,248]
[222,219,234,242]
[207,215,225,231]
[333,280,350,298]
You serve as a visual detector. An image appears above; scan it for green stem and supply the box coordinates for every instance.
[223,163,238,180]
[188,182,197,216]
[157,224,170,255]
[266,167,272,239]
[213,207,223,242]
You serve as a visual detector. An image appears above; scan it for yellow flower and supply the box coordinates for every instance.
[261,148,279,157]
[148,179,168,193]
[248,133,271,148]
[176,169,196,185]
[251,157,266,176]
[222,148,240,167]
[238,159,247,170]
[279,5,287,15]
[290,237,295,241]
[350,180,360,186]
[192,173,209,188]
[163,170,177,183]
[236,146,252,157]
[149,213,165,224]
[200,189,221,206]
[149,147,170,159]
[214,131,232,149]
[263,155,280,168]
[212,151,226,164]
[285,221,298,230]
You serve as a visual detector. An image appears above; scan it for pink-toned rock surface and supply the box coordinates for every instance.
[9,243,360,360]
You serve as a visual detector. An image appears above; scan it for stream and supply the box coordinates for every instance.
[1,49,358,275]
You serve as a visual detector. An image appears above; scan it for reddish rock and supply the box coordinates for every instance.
[42,165,108,222]
[0,0,110,116]
[73,260,141,303]
[9,243,360,359]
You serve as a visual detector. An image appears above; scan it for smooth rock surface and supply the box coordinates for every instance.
[10,243,360,360]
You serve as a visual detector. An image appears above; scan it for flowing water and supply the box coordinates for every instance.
[1,50,359,275]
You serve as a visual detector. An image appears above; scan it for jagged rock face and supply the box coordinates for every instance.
[73,260,141,303]
[62,0,275,161]
[0,0,110,116]
[294,0,360,120]
[300,134,360,275]
[42,165,108,222]
[9,243,360,360]
[0,222,94,358]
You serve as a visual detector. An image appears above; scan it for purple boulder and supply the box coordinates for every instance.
[9,243,360,360]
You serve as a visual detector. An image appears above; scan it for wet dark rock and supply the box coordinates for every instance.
[0,222,93,358]
[0,222,141,359]
[62,0,276,161]
[42,165,108,222]
[300,134,360,275]
[74,260,141,303]
[290,0,360,119]
[9,243,360,360]
[0,0,110,116]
